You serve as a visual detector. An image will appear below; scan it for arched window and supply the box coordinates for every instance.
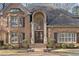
[72,6,79,16]
[34,12,44,30]
[9,8,22,13]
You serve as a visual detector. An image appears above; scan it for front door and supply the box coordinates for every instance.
[35,31,43,43]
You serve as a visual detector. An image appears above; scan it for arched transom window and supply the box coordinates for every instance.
[9,8,22,13]
[34,12,44,30]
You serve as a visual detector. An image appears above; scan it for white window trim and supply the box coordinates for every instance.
[11,32,24,43]
[11,32,18,43]
[10,16,24,27]
[57,33,77,43]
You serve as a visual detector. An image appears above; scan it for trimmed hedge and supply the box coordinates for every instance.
[56,43,75,49]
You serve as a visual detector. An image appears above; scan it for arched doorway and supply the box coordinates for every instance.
[34,12,44,43]
[31,10,47,44]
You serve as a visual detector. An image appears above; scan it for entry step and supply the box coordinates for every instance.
[33,48,44,52]
[30,43,46,48]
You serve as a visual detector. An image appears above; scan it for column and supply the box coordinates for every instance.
[44,18,47,44]
[3,33,6,44]
[8,32,11,44]
[31,22,34,44]
[8,16,11,44]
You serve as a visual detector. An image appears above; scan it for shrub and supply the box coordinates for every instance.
[2,44,9,49]
[2,44,15,49]
[22,39,30,48]
[58,43,75,49]
[76,45,79,48]
[67,44,75,48]
[47,39,55,48]
[60,43,67,49]
[8,44,15,49]
[0,43,2,47]
[23,40,29,48]
[12,45,20,49]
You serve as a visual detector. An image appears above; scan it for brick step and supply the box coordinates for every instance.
[30,43,46,48]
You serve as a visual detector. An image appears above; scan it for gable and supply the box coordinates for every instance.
[2,3,30,15]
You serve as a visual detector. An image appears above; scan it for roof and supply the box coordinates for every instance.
[49,14,79,25]
[30,6,79,26]
[1,4,79,27]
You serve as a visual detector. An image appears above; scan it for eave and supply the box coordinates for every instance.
[47,24,79,28]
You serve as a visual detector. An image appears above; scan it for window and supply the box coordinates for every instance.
[57,33,77,43]
[18,33,25,43]
[10,16,18,27]
[10,16,24,27]
[11,32,25,43]
[11,32,18,43]
[72,6,79,16]
[18,17,24,27]
[9,8,22,13]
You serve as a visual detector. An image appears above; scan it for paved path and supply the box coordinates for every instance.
[0,49,79,56]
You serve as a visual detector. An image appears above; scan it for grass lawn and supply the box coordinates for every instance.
[0,49,27,55]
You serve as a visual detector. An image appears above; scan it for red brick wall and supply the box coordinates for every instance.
[47,27,79,43]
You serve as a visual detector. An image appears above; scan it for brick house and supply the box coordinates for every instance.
[0,3,79,48]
